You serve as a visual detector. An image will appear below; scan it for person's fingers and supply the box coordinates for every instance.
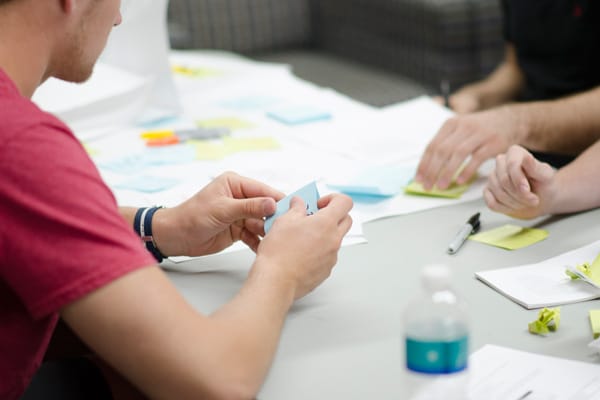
[240,228,260,253]
[435,132,483,189]
[219,197,277,225]
[483,187,514,215]
[431,96,444,106]
[415,118,458,188]
[244,218,266,237]
[337,215,353,237]
[520,148,555,184]
[504,149,539,205]
[486,163,522,210]
[221,171,286,201]
[316,194,353,222]
[287,196,308,216]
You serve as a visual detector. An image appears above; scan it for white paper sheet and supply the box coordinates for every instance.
[475,240,600,309]
[465,345,600,400]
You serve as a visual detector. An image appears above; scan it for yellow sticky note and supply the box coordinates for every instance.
[529,307,560,336]
[196,117,254,131]
[171,65,221,78]
[223,136,280,152]
[189,140,228,160]
[590,310,600,339]
[405,174,476,199]
[83,144,99,156]
[469,224,548,250]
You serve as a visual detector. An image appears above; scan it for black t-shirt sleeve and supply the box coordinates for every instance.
[502,0,511,42]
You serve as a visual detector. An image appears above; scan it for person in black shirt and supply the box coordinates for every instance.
[415,0,600,191]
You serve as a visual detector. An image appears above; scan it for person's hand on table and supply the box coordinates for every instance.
[415,106,525,191]
[484,145,557,219]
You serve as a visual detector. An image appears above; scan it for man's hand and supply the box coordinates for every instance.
[153,172,285,257]
[484,145,557,219]
[415,106,527,190]
[254,193,353,300]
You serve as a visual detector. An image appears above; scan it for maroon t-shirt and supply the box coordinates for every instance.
[0,69,155,399]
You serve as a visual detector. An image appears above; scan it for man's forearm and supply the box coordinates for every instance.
[548,139,600,214]
[459,44,525,109]
[517,86,600,154]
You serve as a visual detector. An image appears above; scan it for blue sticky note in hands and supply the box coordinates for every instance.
[266,106,331,125]
[264,181,320,234]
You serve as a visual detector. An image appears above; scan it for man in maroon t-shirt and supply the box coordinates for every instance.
[0,1,353,399]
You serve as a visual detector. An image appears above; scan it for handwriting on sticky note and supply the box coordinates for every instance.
[264,181,320,234]
[469,224,548,250]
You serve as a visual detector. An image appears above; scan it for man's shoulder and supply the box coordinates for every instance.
[0,94,71,143]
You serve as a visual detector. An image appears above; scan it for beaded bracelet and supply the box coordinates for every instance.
[134,206,166,263]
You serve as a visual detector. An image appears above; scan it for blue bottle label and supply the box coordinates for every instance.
[405,336,468,374]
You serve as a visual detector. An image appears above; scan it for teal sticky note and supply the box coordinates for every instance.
[143,144,196,165]
[327,165,415,197]
[264,181,320,233]
[266,106,331,125]
[114,175,180,193]
[220,95,280,111]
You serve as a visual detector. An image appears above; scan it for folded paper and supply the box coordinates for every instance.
[528,307,560,336]
[469,224,548,250]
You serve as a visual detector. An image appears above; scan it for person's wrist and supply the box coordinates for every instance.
[250,255,297,304]
[150,206,185,257]
[133,206,167,262]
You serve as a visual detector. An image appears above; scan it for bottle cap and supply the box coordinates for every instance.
[421,264,451,291]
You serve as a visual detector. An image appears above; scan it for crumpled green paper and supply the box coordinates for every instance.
[528,307,561,335]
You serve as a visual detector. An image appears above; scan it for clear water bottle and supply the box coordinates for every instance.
[403,264,469,400]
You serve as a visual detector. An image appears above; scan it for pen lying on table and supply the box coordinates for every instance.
[447,212,480,254]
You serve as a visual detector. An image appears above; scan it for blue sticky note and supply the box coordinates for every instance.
[264,181,320,233]
[143,144,196,165]
[114,175,181,193]
[98,154,148,174]
[220,95,280,111]
[266,106,331,125]
[327,165,415,197]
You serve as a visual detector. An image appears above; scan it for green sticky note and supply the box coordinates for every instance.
[404,177,475,199]
[196,117,254,131]
[528,307,560,336]
[590,310,600,339]
[469,224,548,250]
